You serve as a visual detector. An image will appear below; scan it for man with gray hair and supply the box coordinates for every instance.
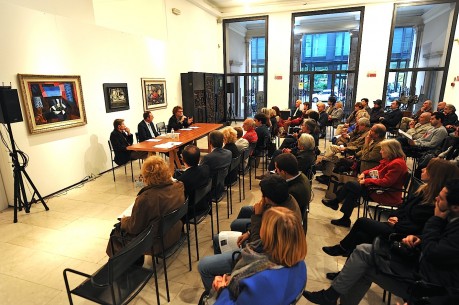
[406,112,433,140]
[316,118,371,184]
[443,103,458,132]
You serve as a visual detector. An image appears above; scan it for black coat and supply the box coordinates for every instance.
[177,165,210,213]
[370,107,385,125]
[390,195,434,235]
[137,120,159,142]
[167,115,191,132]
[382,108,403,128]
[110,130,133,165]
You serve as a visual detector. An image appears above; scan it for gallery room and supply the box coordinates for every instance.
[0,0,458,304]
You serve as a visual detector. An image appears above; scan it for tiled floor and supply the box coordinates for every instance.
[0,137,403,305]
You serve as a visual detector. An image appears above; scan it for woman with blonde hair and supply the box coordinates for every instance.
[210,207,307,305]
[106,155,185,259]
[222,126,240,183]
[322,139,408,227]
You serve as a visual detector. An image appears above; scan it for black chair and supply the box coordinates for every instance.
[211,166,229,233]
[363,171,412,220]
[63,225,155,305]
[225,154,242,218]
[156,122,167,135]
[249,135,270,180]
[238,147,251,201]
[108,140,134,182]
[153,198,192,303]
[187,179,213,260]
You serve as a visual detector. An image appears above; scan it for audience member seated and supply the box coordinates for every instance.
[379,100,403,129]
[271,106,285,136]
[200,130,232,176]
[316,118,370,184]
[176,145,210,213]
[137,110,159,142]
[167,105,193,132]
[199,175,301,292]
[369,99,385,125]
[355,123,386,173]
[402,112,448,157]
[402,112,432,140]
[274,154,312,232]
[270,120,319,170]
[106,156,185,260]
[399,100,433,131]
[222,127,241,184]
[326,99,344,127]
[234,126,249,151]
[335,102,365,135]
[110,118,147,165]
[317,102,328,138]
[437,101,446,113]
[290,99,303,120]
[304,179,459,305]
[253,113,271,156]
[242,118,258,144]
[443,103,458,133]
[321,158,459,280]
[360,98,371,113]
[322,139,408,228]
[208,207,307,305]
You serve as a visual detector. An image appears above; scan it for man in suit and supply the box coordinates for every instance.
[110,119,147,165]
[380,100,403,129]
[137,111,159,142]
[176,145,210,212]
[274,153,311,233]
[290,99,303,120]
[200,130,232,176]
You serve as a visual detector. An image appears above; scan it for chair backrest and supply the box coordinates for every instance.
[212,166,229,198]
[192,179,212,207]
[239,148,250,172]
[135,132,140,143]
[108,140,115,162]
[156,122,166,135]
[103,225,153,284]
[160,199,189,235]
[229,154,242,172]
[248,142,256,156]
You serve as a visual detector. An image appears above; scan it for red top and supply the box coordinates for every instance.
[243,129,258,143]
[362,157,408,206]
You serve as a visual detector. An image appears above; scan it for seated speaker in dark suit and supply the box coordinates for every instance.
[200,130,232,176]
[110,119,147,165]
[137,111,159,142]
[176,145,210,213]
[380,100,403,128]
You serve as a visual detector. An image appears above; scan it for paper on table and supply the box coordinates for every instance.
[180,128,192,131]
[146,139,161,142]
[189,126,199,129]
[118,202,134,220]
[154,142,183,149]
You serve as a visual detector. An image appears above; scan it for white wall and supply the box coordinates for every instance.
[0,0,222,210]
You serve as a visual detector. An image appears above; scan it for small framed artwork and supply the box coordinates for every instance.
[17,74,87,134]
[103,83,130,113]
[141,78,167,110]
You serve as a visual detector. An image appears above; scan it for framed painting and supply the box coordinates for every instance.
[17,74,87,134]
[141,78,167,110]
[103,83,129,113]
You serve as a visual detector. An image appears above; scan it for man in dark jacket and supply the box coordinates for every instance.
[110,119,146,165]
[369,99,385,125]
[176,145,210,212]
[380,100,403,128]
[304,179,459,305]
[137,111,159,142]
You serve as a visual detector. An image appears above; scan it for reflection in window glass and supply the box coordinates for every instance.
[384,1,457,110]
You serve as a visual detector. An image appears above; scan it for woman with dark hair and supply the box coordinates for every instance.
[322,158,459,261]
[208,207,307,305]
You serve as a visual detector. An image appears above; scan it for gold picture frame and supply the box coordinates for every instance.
[17,74,87,134]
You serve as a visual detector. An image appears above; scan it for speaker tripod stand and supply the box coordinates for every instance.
[5,121,48,223]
